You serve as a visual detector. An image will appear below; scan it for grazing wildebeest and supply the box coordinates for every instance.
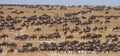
[0,34,9,39]
[7,42,17,48]
[66,34,74,39]
[34,28,41,32]
[0,10,4,14]
[112,26,120,31]
[22,43,33,47]
[15,34,29,40]
[7,48,14,53]
[39,42,49,51]
[15,27,22,31]
[29,34,37,40]
[0,48,3,53]
[29,47,39,52]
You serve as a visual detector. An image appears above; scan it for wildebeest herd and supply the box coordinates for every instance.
[0,4,120,56]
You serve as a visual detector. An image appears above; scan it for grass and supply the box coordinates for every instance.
[0,5,120,56]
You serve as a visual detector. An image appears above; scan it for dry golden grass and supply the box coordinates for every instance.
[0,5,120,56]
